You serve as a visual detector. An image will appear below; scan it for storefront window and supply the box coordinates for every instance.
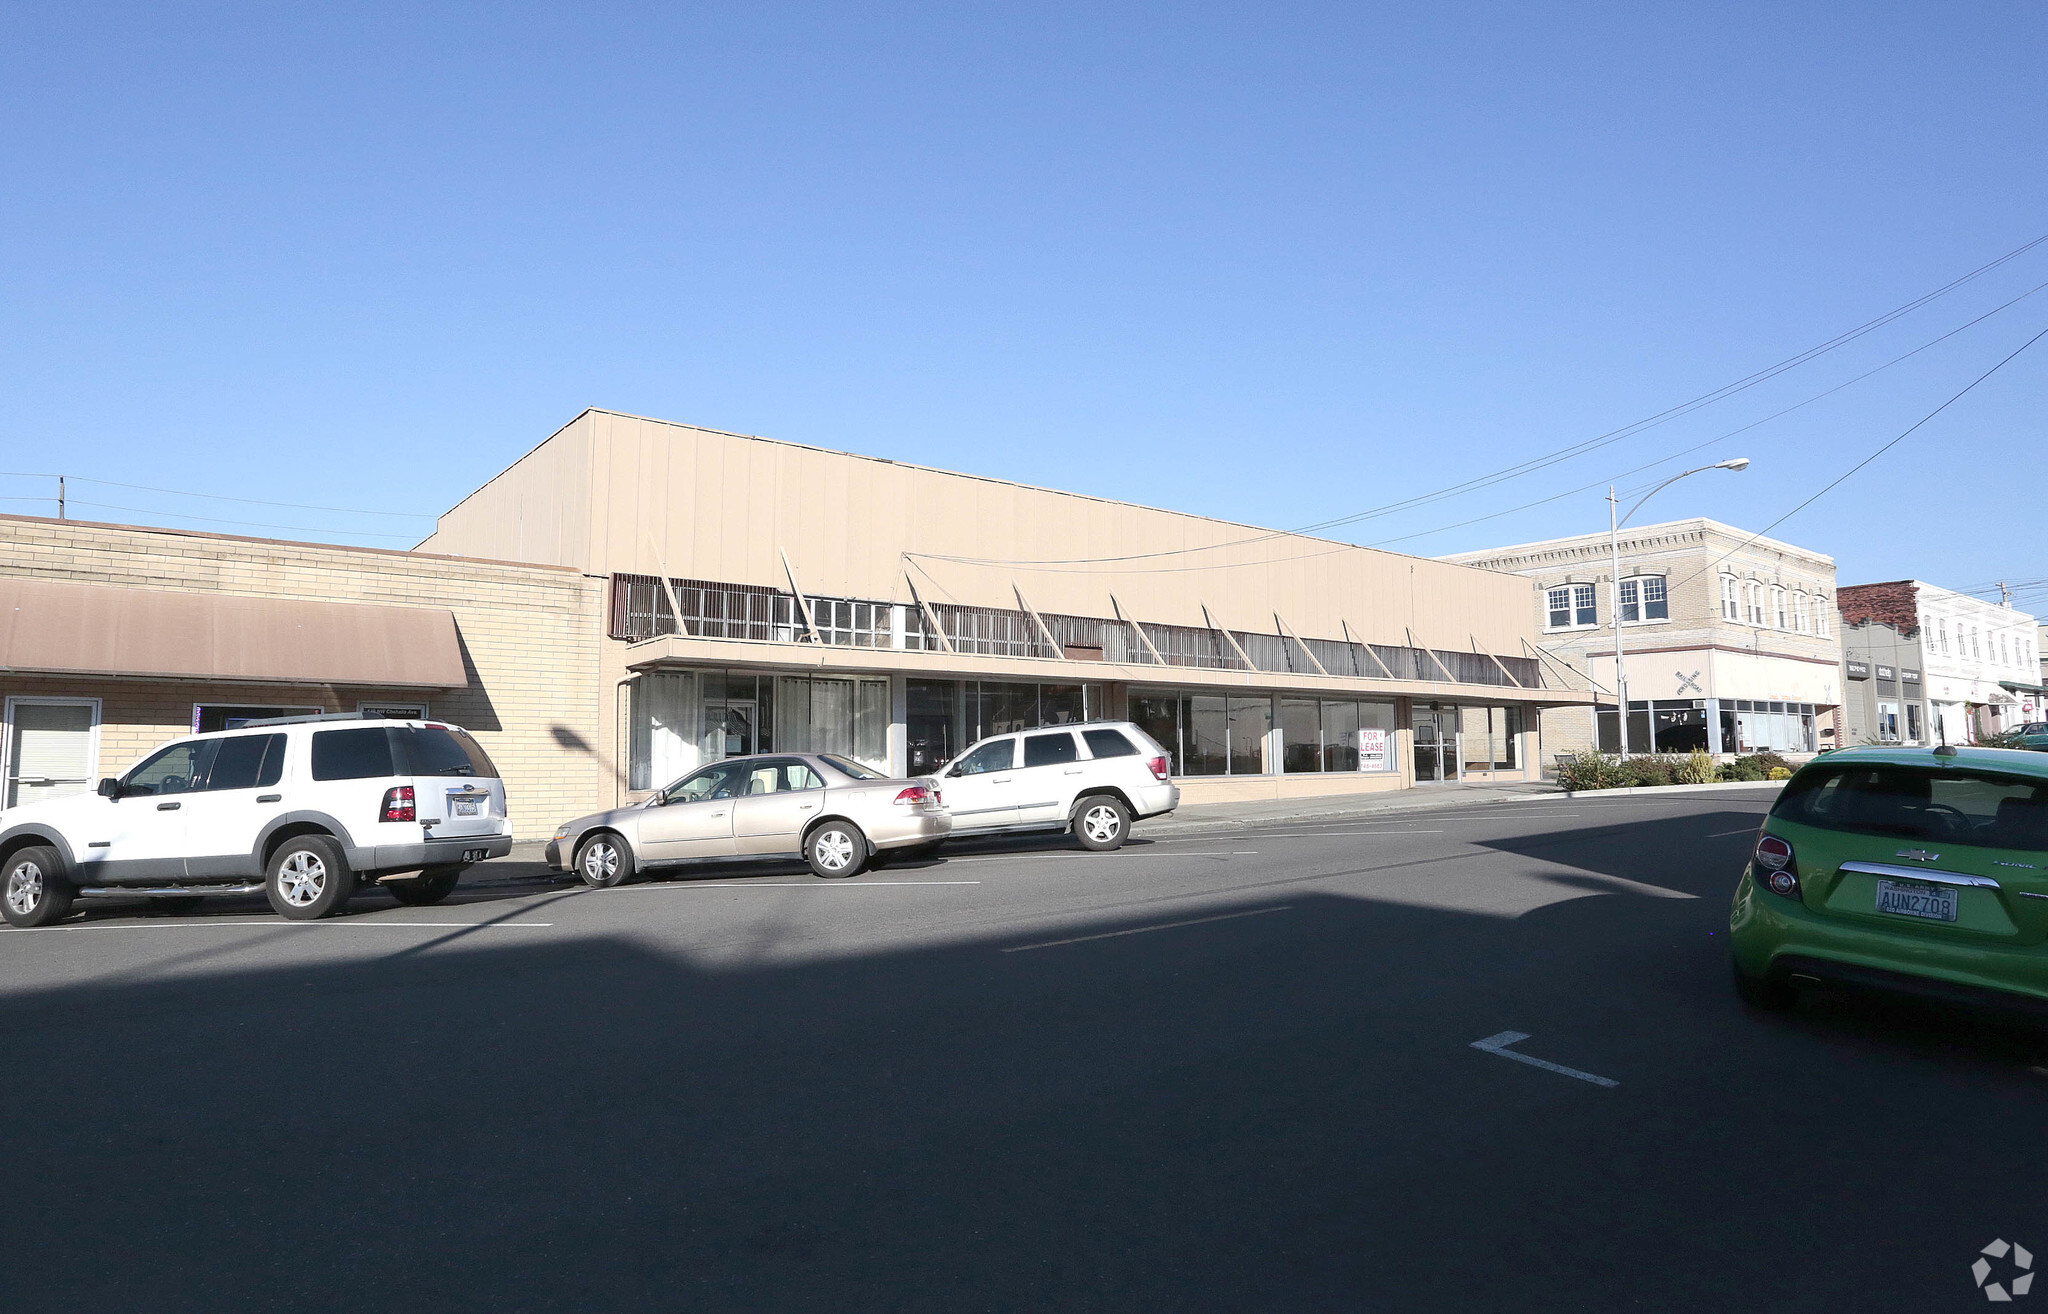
[1227,697,1272,775]
[1280,699,1321,772]
[631,668,888,790]
[1458,706,1523,772]
[907,679,957,776]
[1189,696,1229,775]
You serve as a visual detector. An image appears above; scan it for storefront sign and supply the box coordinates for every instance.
[1876,665,1896,681]
[1360,727,1389,770]
[1845,660,1870,680]
[1902,669,1920,684]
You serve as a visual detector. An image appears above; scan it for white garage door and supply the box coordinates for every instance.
[5,700,99,809]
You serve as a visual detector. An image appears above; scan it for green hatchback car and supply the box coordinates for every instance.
[1730,745,2048,1014]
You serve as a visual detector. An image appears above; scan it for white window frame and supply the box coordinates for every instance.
[1720,575,1739,621]
[1815,600,1831,638]
[1545,586,1575,631]
[1636,573,1668,621]
[1769,585,1787,630]
[1793,592,1810,633]
[2,695,104,812]
[1745,581,1766,627]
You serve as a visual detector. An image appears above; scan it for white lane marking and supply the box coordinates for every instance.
[632,880,982,888]
[1,921,553,933]
[1707,828,1759,838]
[1112,851,1260,857]
[1002,905,1290,952]
[1159,830,1443,840]
[1469,1031,1618,1088]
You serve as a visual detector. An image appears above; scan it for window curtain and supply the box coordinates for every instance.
[632,672,699,792]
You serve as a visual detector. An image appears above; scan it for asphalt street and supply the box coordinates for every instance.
[3,785,2043,1312]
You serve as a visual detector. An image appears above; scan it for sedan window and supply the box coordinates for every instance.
[664,762,747,804]
[1774,765,2048,847]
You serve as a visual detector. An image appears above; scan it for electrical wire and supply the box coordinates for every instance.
[908,228,2048,570]
[1667,322,2048,594]
[0,472,436,518]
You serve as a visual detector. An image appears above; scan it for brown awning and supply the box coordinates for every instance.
[0,576,467,689]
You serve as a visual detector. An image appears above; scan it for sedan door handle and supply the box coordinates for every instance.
[156,801,181,811]
[992,777,1012,784]
[256,794,282,803]
[798,804,817,811]
[1063,769,1084,775]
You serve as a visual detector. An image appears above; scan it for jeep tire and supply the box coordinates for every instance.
[2,846,75,928]
[265,835,356,921]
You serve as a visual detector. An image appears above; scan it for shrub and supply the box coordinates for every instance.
[1556,751,1631,791]
[1722,753,1793,783]
[1621,755,1682,787]
[1974,728,2028,751]
[1767,766,1793,780]
[1675,749,1717,785]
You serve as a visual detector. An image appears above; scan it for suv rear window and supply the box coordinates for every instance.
[311,728,399,781]
[1023,732,1078,767]
[400,727,499,778]
[1772,764,2048,849]
[1083,729,1138,759]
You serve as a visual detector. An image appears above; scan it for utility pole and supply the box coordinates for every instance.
[57,475,64,520]
[2001,580,2011,607]
[1609,485,1628,756]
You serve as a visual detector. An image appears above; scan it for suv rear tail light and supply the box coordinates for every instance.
[381,786,417,823]
[1753,833,1799,898]
[894,785,934,807]
[1147,755,1171,782]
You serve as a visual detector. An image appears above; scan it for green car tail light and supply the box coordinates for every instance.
[1754,834,1800,899]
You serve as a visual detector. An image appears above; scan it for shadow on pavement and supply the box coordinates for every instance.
[3,819,2044,1312]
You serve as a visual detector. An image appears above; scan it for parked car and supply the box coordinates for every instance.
[933,721,1178,851]
[0,714,513,927]
[547,752,951,886]
[1729,744,2048,1015]
[2011,722,2048,751]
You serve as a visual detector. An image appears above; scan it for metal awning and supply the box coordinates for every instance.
[1999,679,2048,696]
[0,576,467,689]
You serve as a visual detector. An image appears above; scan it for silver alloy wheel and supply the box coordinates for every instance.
[276,850,328,907]
[5,860,43,916]
[582,841,619,882]
[814,829,856,873]
[1082,804,1123,845]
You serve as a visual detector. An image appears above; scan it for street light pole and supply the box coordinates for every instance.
[1607,458,1750,758]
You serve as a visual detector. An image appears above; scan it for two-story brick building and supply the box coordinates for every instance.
[1445,518,1841,762]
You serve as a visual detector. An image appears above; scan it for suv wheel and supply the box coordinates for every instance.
[806,821,868,879]
[386,866,461,906]
[1073,797,1130,851]
[576,834,634,889]
[2,846,75,928]
[265,835,356,921]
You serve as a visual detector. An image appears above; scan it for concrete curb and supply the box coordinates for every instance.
[1561,779,1788,799]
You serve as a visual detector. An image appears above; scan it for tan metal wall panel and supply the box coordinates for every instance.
[425,409,1545,654]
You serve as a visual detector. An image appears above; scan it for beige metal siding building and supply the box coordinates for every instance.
[421,408,1593,806]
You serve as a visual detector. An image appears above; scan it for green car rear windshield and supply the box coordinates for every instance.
[1772,764,2048,849]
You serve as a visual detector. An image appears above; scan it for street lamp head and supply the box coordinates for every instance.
[1716,457,1751,471]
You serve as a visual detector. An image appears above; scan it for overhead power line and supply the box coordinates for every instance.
[0,472,436,519]
[907,227,2048,571]
[1669,322,2048,594]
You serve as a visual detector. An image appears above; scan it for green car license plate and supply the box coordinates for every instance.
[1875,879,1957,922]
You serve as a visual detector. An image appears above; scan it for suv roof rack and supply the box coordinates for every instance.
[237,711,417,728]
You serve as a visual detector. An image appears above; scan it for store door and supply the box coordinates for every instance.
[1413,711,1457,784]
[5,699,99,810]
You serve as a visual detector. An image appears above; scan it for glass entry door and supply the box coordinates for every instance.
[1413,710,1458,783]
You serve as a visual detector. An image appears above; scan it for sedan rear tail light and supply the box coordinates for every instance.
[1146,755,1171,782]
[1753,833,1799,898]
[894,785,934,807]
[381,785,417,823]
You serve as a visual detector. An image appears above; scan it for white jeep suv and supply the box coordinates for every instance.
[0,714,513,927]
[935,720,1178,851]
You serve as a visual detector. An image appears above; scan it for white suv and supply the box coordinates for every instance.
[935,720,1178,851]
[0,714,513,927]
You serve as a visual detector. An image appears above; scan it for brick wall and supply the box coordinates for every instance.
[0,516,606,838]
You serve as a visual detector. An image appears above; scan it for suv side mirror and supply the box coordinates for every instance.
[97,777,121,798]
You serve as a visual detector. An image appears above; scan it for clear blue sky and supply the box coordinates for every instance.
[4,3,2044,605]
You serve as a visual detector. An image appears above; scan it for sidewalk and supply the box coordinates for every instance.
[1143,781,1565,834]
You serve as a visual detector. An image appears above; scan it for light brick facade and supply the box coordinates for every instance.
[1445,519,1842,763]
[0,515,605,837]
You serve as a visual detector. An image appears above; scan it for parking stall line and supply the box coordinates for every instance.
[622,880,983,888]
[1469,1031,1619,1088]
